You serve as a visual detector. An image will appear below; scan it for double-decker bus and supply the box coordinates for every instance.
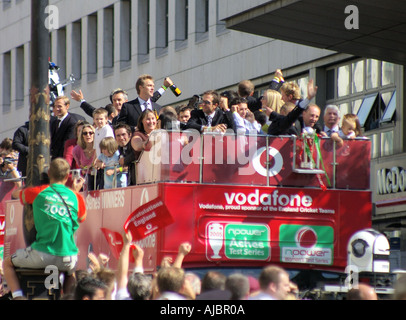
[2,130,392,298]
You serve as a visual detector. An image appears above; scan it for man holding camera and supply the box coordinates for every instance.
[2,158,86,299]
[0,152,22,200]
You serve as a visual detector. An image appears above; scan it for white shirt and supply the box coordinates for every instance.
[249,291,276,300]
[323,125,339,136]
[139,98,152,112]
[94,124,114,157]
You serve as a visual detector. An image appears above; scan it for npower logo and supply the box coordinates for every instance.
[280,225,334,265]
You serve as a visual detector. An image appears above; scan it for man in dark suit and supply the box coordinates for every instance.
[291,103,323,136]
[185,90,236,133]
[50,96,85,160]
[116,74,169,131]
[114,123,136,186]
[71,88,129,127]
[12,121,29,177]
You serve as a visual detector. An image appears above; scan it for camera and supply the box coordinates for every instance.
[187,94,201,109]
[71,169,81,180]
[3,157,17,165]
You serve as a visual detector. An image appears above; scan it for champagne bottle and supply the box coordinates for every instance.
[170,84,182,97]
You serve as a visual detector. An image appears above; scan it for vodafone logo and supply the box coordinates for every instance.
[295,227,318,248]
[252,147,283,177]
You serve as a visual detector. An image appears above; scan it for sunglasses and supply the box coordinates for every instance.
[82,131,94,136]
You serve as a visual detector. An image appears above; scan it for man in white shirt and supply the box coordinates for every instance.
[323,104,341,136]
[249,265,292,300]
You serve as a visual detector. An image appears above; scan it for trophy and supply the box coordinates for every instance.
[207,223,224,259]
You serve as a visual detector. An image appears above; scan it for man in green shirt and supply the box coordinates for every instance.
[2,158,86,299]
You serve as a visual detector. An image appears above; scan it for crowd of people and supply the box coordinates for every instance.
[0,69,372,301]
[1,69,364,192]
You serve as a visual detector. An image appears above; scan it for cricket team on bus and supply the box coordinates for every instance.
[2,69,364,193]
[0,69,368,300]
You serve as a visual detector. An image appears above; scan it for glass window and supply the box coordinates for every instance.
[381,90,396,123]
[352,60,364,93]
[120,0,132,68]
[175,0,188,45]
[138,0,150,63]
[338,102,350,118]
[326,69,335,100]
[382,61,394,86]
[156,0,169,56]
[297,76,309,100]
[15,45,25,109]
[352,99,363,115]
[87,13,98,75]
[357,94,378,127]
[2,51,11,114]
[337,65,350,97]
[381,131,394,156]
[72,19,82,79]
[366,59,379,89]
[370,134,379,159]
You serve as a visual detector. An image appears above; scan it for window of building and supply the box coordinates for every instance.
[216,0,227,35]
[325,58,397,158]
[87,12,98,80]
[15,45,25,109]
[138,0,150,64]
[2,51,11,114]
[381,90,396,123]
[195,0,209,42]
[120,0,131,69]
[175,0,188,50]
[72,19,82,80]
[57,26,67,81]
[326,59,396,131]
[103,6,114,75]
[156,0,169,57]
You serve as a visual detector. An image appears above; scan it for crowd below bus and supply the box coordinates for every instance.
[0,69,376,301]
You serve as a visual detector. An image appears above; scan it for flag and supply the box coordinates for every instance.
[123,197,174,241]
[100,228,123,260]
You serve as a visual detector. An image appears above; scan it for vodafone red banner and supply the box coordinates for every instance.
[124,197,174,241]
[100,228,124,260]
[101,227,139,263]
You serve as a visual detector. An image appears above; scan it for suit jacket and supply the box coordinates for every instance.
[185,108,236,133]
[290,116,323,136]
[12,121,29,176]
[50,112,86,159]
[119,142,136,186]
[267,106,305,136]
[116,98,162,131]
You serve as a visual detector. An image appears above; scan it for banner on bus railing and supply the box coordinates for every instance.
[137,131,371,189]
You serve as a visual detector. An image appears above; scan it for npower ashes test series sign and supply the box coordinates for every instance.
[206,222,271,261]
[279,225,334,265]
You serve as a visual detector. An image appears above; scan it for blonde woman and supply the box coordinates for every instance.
[261,89,285,116]
[72,123,96,171]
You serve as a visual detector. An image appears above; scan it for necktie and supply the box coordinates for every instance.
[206,115,213,127]
[53,119,61,135]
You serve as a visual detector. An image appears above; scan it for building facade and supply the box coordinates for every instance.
[1,0,405,268]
